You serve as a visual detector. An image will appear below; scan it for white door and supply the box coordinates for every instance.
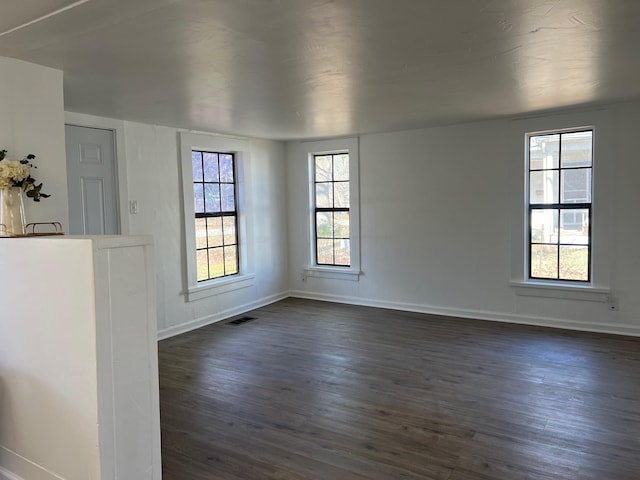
[65,125,119,235]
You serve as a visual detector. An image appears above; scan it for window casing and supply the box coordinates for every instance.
[180,132,254,302]
[301,137,360,281]
[313,153,350,267]
[527,129,593,282]
[192,150,239,281]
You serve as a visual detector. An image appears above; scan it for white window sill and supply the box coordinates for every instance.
[303,266,362,282]
[186,273,255,301]
[510,281,609,302]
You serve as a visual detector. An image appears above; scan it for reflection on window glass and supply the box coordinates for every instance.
[529,134,559,170]
[529,170,559,205]
[192,150,238,281]
[560,132,592,168]
[203,153,219,182]
[561,168,591,203]
[194,184,204,213]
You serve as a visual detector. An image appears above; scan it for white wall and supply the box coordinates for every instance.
[0,57,68,228]
[0,239,101,480]
[63,113,290,337]
[286,103,640,336]
[121,121,289,336]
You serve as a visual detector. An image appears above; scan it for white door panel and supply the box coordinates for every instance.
[66,125,119,235]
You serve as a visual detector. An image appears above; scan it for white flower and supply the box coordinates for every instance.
[0,160,30,188]
[0,150,49,201]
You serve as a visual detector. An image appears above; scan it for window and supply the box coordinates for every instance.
[313,153,350,266]
[299,137,360,281]
[180,132,253,302]
[192,150,239,281]
[527,129,593,282]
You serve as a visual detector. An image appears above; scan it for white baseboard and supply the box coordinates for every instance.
[157,291,289,340]
[289,290,640,337]
[0,446,64,480]
[157,288,640,340]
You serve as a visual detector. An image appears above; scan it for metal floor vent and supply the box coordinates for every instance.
[228,316,257,325]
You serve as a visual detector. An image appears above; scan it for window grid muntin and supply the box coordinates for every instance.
[193,150,239,281]
[528,129,593,282]
[314,153,350,267]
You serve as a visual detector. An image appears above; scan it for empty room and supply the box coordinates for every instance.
[1,1,640,479]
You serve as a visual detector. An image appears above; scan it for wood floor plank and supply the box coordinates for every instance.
[160,298,640,479]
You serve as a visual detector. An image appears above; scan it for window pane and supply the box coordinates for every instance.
[530,134,559,170]
[207,217,223,247]
[561,168,591,203]
[195,218,207,249]
[315,156,332,182]
[315,182,333,208]
[561,131,592,168]
[560,246,589,281]
[196,249,209,281]
[531,244,558,279]
[204,184,221,212]
[333,154,349,181]
[560,209,589,245]
[222,216,237,246]
[334,181,350,208]
[194,183,204,213]
[334,211,350,238]
[219,154,234,182]
[530,170,559,205]
[317,239,334,264]
[221,184,235,211]
[192,152,203,181]
[208,247,224,278]
[334,239,350,266]
[224,246,238,275]
[203,152,219,182]
[531,209,558,244]
[316,211,333,238]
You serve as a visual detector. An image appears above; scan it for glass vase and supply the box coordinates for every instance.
[0,187,26,237]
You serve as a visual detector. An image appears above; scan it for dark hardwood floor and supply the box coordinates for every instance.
[159,298,640,479]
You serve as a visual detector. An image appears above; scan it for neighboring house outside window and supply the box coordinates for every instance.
[527,129,593,282]
[192,150,239,281]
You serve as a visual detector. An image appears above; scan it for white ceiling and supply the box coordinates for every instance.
[2,0,640,140]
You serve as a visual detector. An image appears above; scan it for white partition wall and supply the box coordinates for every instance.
[0,236,161,480]
[0,57,69,229]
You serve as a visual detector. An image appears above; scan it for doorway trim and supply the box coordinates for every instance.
[64,112,130,234]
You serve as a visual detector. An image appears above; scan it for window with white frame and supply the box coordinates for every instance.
[527,129,593,282]
[302,137,360,280]
[180,132,254,302]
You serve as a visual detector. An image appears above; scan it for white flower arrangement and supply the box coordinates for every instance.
[0,160,30,187]
[0,149,50,201]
